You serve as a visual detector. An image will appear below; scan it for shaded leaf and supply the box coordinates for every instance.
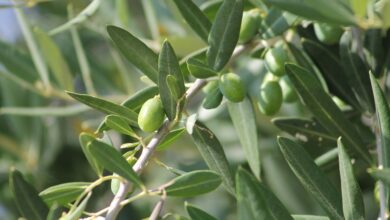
[186,58,217,79]
[185,202,217,220]
[369,168,390,185]
[34,27,73,91]
[264,0,357,25]
[9,168,49,220]
[338,138,365,220]
[67,92,138,126]
[227,97,261,179]
[39,182,89,206]
[62,192,91,220]
[105,115,137,138]
[121,86,159,112]
[277,137,343,220]
[285,64,371,164]
[165,170,221,197]
[158,40,186,120]
[172,0,212,42]
[107,25,158,83]
[364,29,384,77]
[207,0,243,71]
[191,121,235,195]
[88,140,144,190]
[157,128,186,151]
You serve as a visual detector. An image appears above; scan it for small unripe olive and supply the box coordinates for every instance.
[203,85,223,109]
[219,73,246,103]
[138,96,165,132]
[202,81,219,94]
[313,23,343,45]
[264,46,288,76]
[279,76,297,103]
[239,10,262,44]
[258,80,283,115]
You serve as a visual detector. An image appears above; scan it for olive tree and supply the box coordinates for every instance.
[2,0,390,219]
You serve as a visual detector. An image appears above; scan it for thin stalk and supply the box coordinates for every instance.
[13,2,51,91]
[69,5,97,95]
[0,105,90,116]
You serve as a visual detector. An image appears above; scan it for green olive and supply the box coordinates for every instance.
[258,80,283,115]
[313,23,343,45]
[264,46,288,76]
[138,96,165,132]
[203,85,223,109]
[279,76,297,103]
[239,10,262,44]
[202,80,219,94]
[219,73,246,103]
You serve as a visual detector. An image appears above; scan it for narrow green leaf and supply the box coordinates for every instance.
[34,27,74,91]
[191,121,235,195]
[227,97,261,179]
[79,133,103,176]
[370,72,390,168]
[364,29,384,77]
[67,92,138,126]
[285,64,371,164]
[185,202,217,220]
[105,115,137,138]
[264,0,357,25]
[369,168,390,184]
[172,0,212,42]
[286,42,328,92]
[9,168,49,220]
[47,204,62,220]
[272,117,338,148]
[277,137,343,220]
[165,170,221,197]
[349,0,367,17]
[338,138,365,220]
[49,0,101,35]
[121,86,159,112]
[62,192,91,220]
[107,25,159,83]
[157,128,186,151]
[186,58,217,79]
[302,39,359,109]
[259,7,297,39]
[207,0,243,71]
[39,182,90,206]
[87,140,144,189]
[158,40,186,120]
[292,215,330,220]
[339,31,374,113]
[236,167,270,220]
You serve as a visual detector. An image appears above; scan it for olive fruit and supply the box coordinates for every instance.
[313,23,343,45]
[239,10,262,44]
[264,46,288,76]
[138,96,165,132]
[203,83,223,109]
[279,76,297,103]
[219,73,246,103]
[258,80,283,115]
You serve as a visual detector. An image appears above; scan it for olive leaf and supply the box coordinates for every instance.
[292,216,330,220]
[165,170,222,197]
[277,137,344,220]
[121,86,159,112]
[157,128,186,151]
[67,92,138,126]
[9,168,49,220]
[39,182,90,206]
[107,25,159,83]
[105,115,138,138]
[79,133,103,177]
[34,27,74,91]
[364,29,385,77]
[227,97,261,179]
[158,40,186,121]
[207,0,243,71]
[172,0,212,42]
[338,138,365,220]
[264,0,357,25]
[369,168,390,185]
[339,31,374,113]
[191,121,235,195]
[285,64,371,164]
[62,192,91,220]
[185,202,217,220]
[87,139,145,190]
[186,58,217,79]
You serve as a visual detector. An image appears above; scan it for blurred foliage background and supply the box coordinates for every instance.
[0,0,383,219]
